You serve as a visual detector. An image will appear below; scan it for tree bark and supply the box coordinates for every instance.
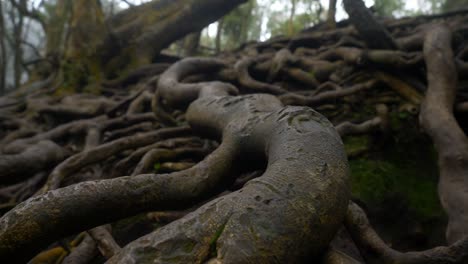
[288,0,297,36]
[12,0,25,89]
[50,0,248,91]
[215,18,224,54]
[182,31,202,57]
[104,0,248,66]
[343,0,398,49]
[0,1,6,94]
[45,0,72,60]
[420,23,468,244]
[327,0,337,28]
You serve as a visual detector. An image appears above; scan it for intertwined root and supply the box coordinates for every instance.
[2,9,468,263]
[109,59,348,262]
[109,94,349,263]
[0,58,350,263]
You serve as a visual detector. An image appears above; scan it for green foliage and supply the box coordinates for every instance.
[266,0,321,37]
[199,0,323,51]
[220,0,261,49]
[441,0,468,11]
[373,0,405,16]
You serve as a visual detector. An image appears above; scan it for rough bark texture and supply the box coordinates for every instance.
[0,140,68,185]
[105,0,248,65]
[420,24,468,244]
[108,58,349,263]
[343,0,398,49]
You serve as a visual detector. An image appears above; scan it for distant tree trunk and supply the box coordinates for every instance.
[343,0,398,49]
[59,0,107,92]
[216,18,224,53]
[66,0,106,59]
[288,0,297,36]
[109,0,115,16]
[240,0,254,43]
[0,1,6,95]
[49,0,247,92]
[12,0,25,89]
[44,0,72,67]
[182,31,201,57]
[327,0,337,28]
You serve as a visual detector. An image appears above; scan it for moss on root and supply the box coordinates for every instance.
[345,114,443,221]
[344,136,369,157]
[349,158,442,220]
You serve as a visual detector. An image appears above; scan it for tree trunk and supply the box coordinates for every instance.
[45,0,72,61]
[215,18,224,54]
[182,31,202,57]
[327,0,337,28]
[13,0,25,89]
[288,0,297,36]
[103,0,248,67]
[52,0,247,92]
[59,0,107,92]
[343,0,398,49]
[240,0,254,43]
[0,1,6,95]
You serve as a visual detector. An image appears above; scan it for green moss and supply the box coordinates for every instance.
[154,163,161,173]
[350,159,397,203]
[62,60,88,92]
[349,122,443,220]
[308,70,315,78]
[388,108,418,136]
[208,222,227,257]
[55,53,104,95]
[350,158,443,220]
[344,136,369,156]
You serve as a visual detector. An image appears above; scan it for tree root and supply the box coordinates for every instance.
[0,129,240,261]
[132,146,213,176]
[62,234,98,264]
[235,57,288,95]
[336,104,389,137]
[88,225,121,259]
[420,24,468,244]
[345,202,468,264]
[2,9,468,264]
[280,79,378,106]
[0,141,68,185]
[105,58,349,263]
[40,126,191,193]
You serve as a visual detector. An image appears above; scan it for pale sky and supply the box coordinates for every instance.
[204,0,422,40]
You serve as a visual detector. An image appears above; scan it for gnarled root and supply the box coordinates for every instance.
[345,202,468,264]
[106,58,349,263]
[420,24,468,244]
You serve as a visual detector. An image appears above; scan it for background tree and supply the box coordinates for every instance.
[373,0,404,16]
[0,1,6,95]
[442,0,468,11]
